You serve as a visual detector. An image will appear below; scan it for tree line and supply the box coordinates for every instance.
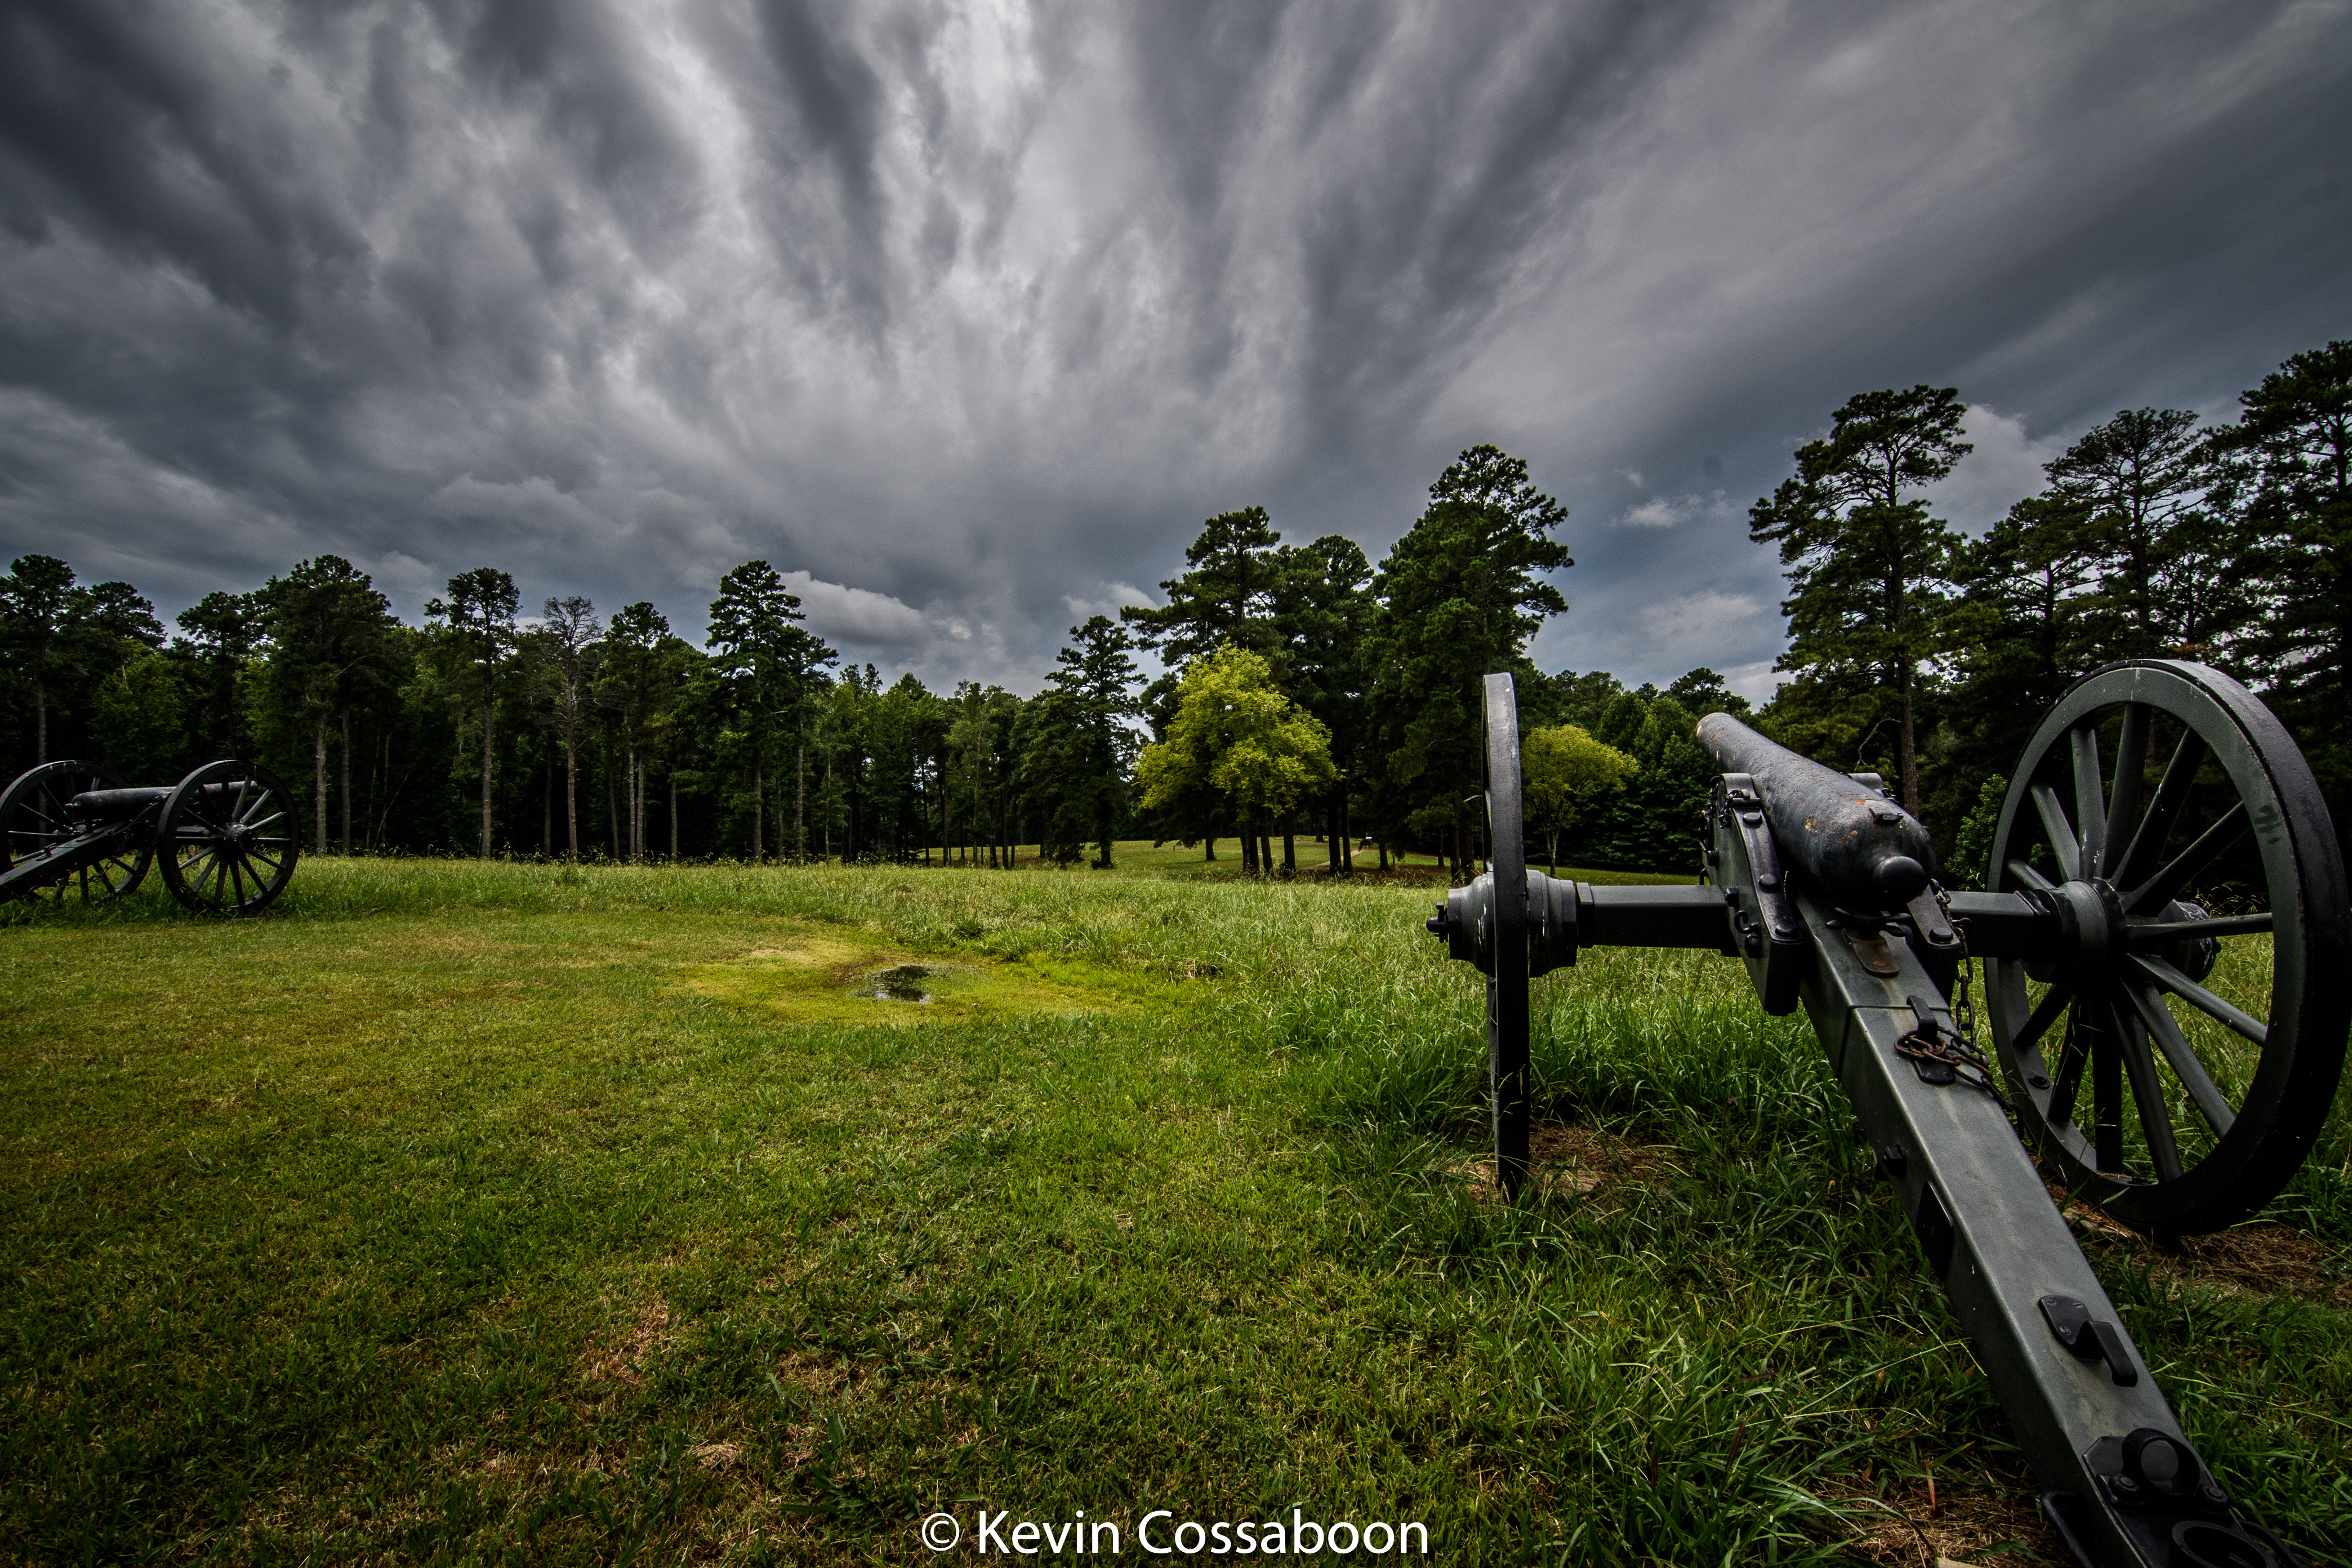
[2,337,2344,879]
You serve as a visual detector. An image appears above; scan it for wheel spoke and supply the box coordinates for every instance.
[2126,801,2248,916]
[2110,729,2208,892]
[2126,953,2268,1046]
[2072,726,2107,881]
[240,808,288,833]
[2103,702,2151,878]
[2118,980,2238,1137]
[178,845,220,887]
[2127,911,2273,944]
[2016,979,2074,1055]
[2047,1011,2089,1128]
[2007,858,2057,893]
[2092,1006,2123,1173]
[2032,783,2083,880]
[2112,998,2185,1182]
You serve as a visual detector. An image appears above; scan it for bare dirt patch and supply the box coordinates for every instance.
[1825,1476,2068,1566]
[580,1298,672,1388]
[1447,1122,1683,1207]
[2050,1182,2352,1308]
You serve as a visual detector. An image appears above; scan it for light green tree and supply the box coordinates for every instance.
[1137,644,1335,874]
[1520,723,1637,872]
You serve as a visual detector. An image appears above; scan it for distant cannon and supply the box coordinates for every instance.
[1425,661,2340,1568]
[0,758,301,915]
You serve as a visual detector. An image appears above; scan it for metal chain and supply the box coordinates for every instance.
[1899,889,2011,1110]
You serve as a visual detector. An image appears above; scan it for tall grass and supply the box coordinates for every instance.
[1,857,2345,1563]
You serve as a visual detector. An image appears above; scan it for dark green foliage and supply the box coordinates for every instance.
[1557,681,1720,874]
[0,553,166,765]
[1022,617,1139,867]
[259,556,406,854]
[424,567,522,858]
[173,590,265,760]
[1120,505,1284,671]
[2212,340,2352,837]
[705,562,836,861]
[1369,445,1574,870]
[2047,407,2242,661]
[1547,668,1627,729]
[1750,386,1970,814]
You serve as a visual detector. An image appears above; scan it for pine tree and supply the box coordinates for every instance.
[2213,341,2352,732]
[1749,386,1970,813]
[1369,445,1571,876]
[424,567,520,858]
[1121,506,1285,671]
[261,556,402,854]
[706,562,836,860]
[2044,407,2240,659]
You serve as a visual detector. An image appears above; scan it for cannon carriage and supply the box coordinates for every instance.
[1425,660,2341,1568]
[0,757,301,915]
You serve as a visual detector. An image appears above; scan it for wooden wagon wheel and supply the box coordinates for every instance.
[1482,672,1532,1200]
[0,759,150,905]
[158,759,301,915]
[1984,660,2350,1237]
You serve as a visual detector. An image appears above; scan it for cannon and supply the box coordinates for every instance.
[0,757,301,914]
[1424,661,2343,1568]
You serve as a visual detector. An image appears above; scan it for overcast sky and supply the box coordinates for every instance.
[3,0,2347,699]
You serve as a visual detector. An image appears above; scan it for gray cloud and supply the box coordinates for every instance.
[2,0,2346,696]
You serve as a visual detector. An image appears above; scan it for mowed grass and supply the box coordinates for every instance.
[1,857,2346,1566]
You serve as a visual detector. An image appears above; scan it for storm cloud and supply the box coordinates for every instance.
[3,0,2346,696]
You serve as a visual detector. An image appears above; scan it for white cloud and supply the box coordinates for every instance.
[1062,581,1157,622]
[779,570,928,647]
[1723,660,1785,705]
[1618,491,1731,529]
[1921,406,2070,535]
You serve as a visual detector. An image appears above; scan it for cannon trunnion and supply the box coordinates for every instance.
[1422,661,2340,1568]
[1,757,301,915]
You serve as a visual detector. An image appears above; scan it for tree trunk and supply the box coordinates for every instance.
[1339,792,1353,877]
[606,749,621,859]
[33,678,46,765]
[479,693,495,859]
[1240,823,1258,875]
[795,742,806,864]
[670,772,679,860]
[340,710,352,854]
[751,759,764,860]
[542,740,553,853]
[314,715,328,856]
[1897,663,1921,814]
[1205,835,1217,862]
[1282,817,1295,872]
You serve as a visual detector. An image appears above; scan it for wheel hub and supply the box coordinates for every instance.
[2027,877,2124,981]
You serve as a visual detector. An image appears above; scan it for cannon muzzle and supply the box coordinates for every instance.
[1695,711,1936,910]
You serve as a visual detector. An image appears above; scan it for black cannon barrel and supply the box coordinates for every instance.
[1695,711,1937,910]
[65,786,174,822]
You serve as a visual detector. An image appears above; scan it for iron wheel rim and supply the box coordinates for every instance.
[158,760,301,916]
[1985,660,2349,1236]
[0,759,150,905]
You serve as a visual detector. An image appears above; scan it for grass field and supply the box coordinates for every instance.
[2,852,2347,1566]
